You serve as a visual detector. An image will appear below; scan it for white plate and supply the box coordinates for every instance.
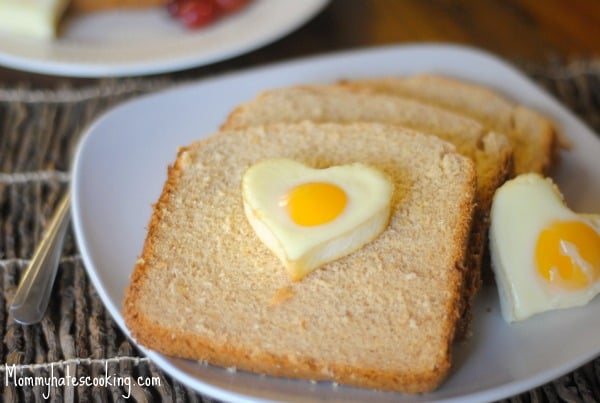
[0,0,328,77]
[71,44,600,402]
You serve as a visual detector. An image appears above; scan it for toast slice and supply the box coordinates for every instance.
[222,85,514,333]
[339,74,560,174]
[124,122,477,393]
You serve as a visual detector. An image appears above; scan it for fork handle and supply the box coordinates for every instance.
[9,190,71,325]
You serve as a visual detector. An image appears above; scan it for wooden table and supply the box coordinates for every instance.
[1,0,599,85]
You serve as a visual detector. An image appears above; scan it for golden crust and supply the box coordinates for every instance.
[126,306,456,393]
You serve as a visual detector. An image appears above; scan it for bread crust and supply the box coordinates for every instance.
[126,306,455,393]
[124,122,476,393]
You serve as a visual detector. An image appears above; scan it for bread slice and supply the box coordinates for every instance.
[124,122,477,393]
[339,74,560,174]
[222,85,513,334]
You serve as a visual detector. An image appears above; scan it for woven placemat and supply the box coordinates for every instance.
[1,59,599,402]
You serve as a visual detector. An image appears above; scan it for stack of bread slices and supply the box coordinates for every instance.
[124,75,559,393]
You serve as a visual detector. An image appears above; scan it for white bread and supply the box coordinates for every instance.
[124,122,477,393]
[339,74,560,174]
[222,85,514,333]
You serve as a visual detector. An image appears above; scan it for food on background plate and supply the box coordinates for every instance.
[167,0,251,29]
[242,158,393,281]
[489,173,600,323]
[0,0,251,39]
[0,0,70,39]
[124,121,477,393]
[70,0,167,13]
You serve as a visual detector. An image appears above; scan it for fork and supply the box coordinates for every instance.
[9,190,71,325]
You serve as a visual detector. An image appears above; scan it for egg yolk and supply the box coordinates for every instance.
[535,221,600,290]
[280,182,347,226]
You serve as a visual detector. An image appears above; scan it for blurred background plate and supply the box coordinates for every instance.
[0,0,328,77]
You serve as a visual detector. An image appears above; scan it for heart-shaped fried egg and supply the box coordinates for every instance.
[490,173,600,322]
[242,158,393,280]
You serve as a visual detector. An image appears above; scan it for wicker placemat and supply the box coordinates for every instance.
[1,60,599,402]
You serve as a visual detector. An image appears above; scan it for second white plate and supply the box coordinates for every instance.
[71,44,600,402]
[0,0,328,77]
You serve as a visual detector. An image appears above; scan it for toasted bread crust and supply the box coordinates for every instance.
[124,122,476,393]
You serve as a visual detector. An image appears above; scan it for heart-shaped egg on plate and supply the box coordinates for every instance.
[242,158,393,280]
[489,173,600,322]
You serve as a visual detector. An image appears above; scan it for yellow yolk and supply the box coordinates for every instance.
[535,221,600,290]
[280,182,348,226]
